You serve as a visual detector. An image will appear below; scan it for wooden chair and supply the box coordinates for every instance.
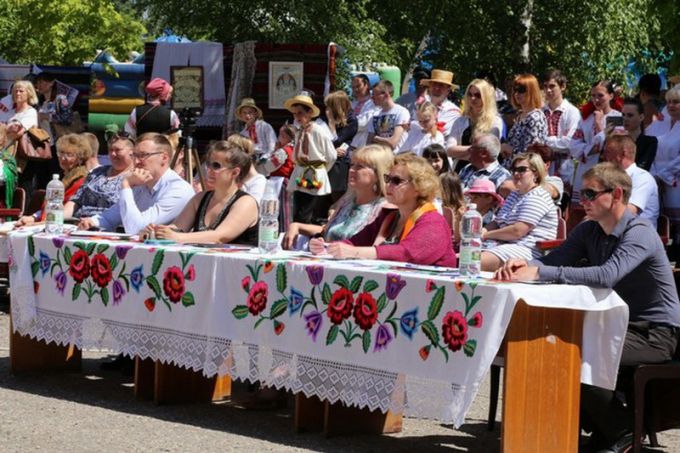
[535,215,567,254]
[0,187,26,220]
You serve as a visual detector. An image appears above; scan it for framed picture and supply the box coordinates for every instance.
[170,66,204,111]
[269,62,303,109]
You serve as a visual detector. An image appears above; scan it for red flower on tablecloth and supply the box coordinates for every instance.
[241,276,251,291]
[442,310,468,352]
[455,281,465,292]
[69,250,90,284]
[90,253,112,288]
[185,264,196,281]
[264,261,274,273]
[353,292,378,330]
[469,312,483,328]
[273,320,285,335]
[247,281,268,315]
[419,345,431,360]
[327,287,354,325]
[144,297,156,312]
[33,281,40,294]
[425,279,436,293]
[162,266,185,303]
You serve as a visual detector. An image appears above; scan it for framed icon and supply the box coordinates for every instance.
[170,66,204,111]
[269,61,303,109]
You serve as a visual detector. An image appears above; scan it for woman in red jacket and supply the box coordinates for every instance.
[310,152,456,267]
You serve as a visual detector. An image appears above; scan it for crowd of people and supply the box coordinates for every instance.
[0,65,679,452]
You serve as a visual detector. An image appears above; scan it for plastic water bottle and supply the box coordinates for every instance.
[258,183,279,253]
[459,203,483,277]
[44,174,65,234]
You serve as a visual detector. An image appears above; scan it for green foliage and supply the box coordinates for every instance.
[0,0,146,65]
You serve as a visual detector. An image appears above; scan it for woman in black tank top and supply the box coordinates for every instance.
[144,141,259,245]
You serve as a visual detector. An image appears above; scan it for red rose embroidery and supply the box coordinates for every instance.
[442,310,468,352]
[327,287,354,325]
[90,253,112,288]
[185,264,196,281]
[144,298,156,312]
[352,292,378,330]
[69,250,90,283]
[162,266,185,303]
[247,281,268,315]
[273,320,285,335]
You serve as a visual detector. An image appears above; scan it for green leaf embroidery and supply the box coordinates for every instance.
[466,295,482,316]
[376,293,387,313]
[386,299,398,320]
[27,236,35,257]
[109,254,119,273]
[326,325,339,345]
[386,319,398,338]
[421,320,440,345]
[322,283,332,305]
[276,263,287,293]
[362,329,371,353]
[121,275,130,292]
[100,287,109,306]
[349,276,363,293]
[439,345,450,362]
[232,305,250,319]
[181,291,195,307]
[269,298,288,319]
[254,317,266,329]
[463,339,477,357]
[72,283,81,300]
[50,261,58,277]
[146,276,162,298]
[31,261,39,278]
[333,275,349,289]
[63,246,72,264]
[74,241,86,251]
[363,279,379,293]
[151,250,164,275]
[427,286,445,320]
[85,243,96,255]
[179,251,195,270]
[96,244,109,254]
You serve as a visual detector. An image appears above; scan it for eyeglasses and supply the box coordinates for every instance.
[514,85,527,94]
[207,160,232,171]
[511,166,531,174]
[383,174,411,186]
[132,151,163,161]
[57,151,77,159]
[580,188,613,202]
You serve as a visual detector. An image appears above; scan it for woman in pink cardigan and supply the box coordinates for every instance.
[310,152,457,267]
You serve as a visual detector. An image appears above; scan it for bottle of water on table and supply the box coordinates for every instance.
[460,203,483,277]
[258,184,279,253]
[44,174,65,234]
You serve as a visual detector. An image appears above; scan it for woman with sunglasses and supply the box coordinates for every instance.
[15,133,91,226]
[144,140,258,245]
[61,133,135,219]
[568,80,622,202]
[310,153,456,266]
[447,79,504,168]
[481,152,558,271]
[284,144,394,250]
[500,74,548,166]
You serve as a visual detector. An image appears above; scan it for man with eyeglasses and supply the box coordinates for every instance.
[458,134,512,195]
[496,162,680,453]
[78,133,194,234]
[603,133,659,227]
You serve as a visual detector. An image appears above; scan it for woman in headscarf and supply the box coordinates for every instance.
[124,78,180,138]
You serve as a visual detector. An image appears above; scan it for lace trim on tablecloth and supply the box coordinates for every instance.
[13,308,475,425]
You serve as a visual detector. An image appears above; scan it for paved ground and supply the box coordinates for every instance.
[0,307,678,452]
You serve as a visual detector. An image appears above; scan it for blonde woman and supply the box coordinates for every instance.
[325,90,357,201]
[447,79,503,163]
[310,153,457,266]
[226,134,266,204]
[398,101,445,155]
[481,152,558,271]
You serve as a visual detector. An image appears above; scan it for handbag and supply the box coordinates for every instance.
[16,127,52,161]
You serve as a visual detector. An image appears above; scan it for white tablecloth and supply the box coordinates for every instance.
[8,232,628,427]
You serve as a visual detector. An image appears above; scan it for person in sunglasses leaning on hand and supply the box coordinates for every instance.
[495,162,680,453]
[78,133,194,234]
[310,153,456,266]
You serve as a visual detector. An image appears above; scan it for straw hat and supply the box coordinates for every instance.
[421,69,459,90]
[464,179,504,206]
[284,93,320,118]
[235,98,263,119]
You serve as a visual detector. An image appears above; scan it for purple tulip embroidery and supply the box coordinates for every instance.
[385,274,407,299]
[306,265,324,286]
[374,324,393,352]
[54,271,67,296]
[113,280,126,305]
[304,311,323,341]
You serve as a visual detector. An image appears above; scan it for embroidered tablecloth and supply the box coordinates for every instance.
[8,232,629,427]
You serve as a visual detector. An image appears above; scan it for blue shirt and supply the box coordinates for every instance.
[92,169,194,234]
[532,210,680,327]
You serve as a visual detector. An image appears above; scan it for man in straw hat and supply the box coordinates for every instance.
[125,77,180,138]
[421,69,462,137]
[367,80,410,151]
[236,97,276,156]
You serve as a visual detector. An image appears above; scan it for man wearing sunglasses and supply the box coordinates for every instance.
[78,133,194,234]
[603,133,659,227]
[496,162,680,452]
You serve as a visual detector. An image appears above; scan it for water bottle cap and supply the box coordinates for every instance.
[52,174,60,180]
[468,203,477,210]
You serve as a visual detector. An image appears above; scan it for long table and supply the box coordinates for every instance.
[7,231,629,450]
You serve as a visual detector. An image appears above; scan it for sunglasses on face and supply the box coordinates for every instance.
[383,174,411,186]
[580,188,613,202]
[511,165,531,174]
[207,160,232,171]
[514,85,527,94]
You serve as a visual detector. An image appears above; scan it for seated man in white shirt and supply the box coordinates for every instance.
[603,133,659,226]
[78,133,195,234]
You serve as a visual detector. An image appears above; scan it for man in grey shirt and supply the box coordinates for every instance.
[496,162,680,452]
